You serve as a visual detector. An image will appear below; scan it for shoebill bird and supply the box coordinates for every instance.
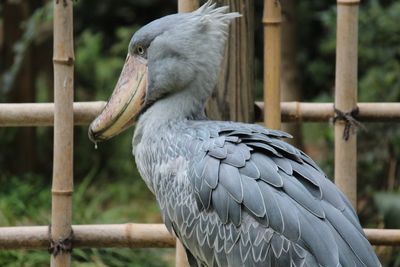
[88,2,381,266]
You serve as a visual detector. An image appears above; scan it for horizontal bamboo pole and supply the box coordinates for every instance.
[0,224,175,250]
[0,101,106,127]
[1,101,400,127]
[364,229,400,246]
[0,225,398,249]
[256,102,400,122]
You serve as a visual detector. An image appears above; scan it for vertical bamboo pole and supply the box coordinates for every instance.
[263,0,282,129]
[175,240,189,267]
[51,0,74,266]
[178,0,199,13]
[175,3,196,266]
[334,0,359,208]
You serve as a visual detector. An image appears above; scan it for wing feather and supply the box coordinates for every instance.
[241,175,266,217]
[181,121,378,266]
[280,170,325,219]
[203,156,220,189]
[251,153,283,187]
[211,184,229,224]
[218,163,243,202]
[238,160,260,179]
[322,201,380,266]
[272,156,293,175]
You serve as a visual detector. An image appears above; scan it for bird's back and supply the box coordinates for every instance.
[134,120,381,267]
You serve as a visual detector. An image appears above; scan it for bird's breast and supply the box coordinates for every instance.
[134,132,193,200]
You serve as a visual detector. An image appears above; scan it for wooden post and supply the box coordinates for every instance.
[51,0,74,266]
[206,0,255,123]
[334,0,359,208]
[263,0,282,129]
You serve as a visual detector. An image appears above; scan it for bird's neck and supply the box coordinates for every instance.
[132,83,211,151]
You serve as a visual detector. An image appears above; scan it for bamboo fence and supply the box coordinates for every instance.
[0,0,399,266]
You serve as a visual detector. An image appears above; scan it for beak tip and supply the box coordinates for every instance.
[88,126,99,144]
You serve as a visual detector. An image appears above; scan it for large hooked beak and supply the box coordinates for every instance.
[88,54,147,143]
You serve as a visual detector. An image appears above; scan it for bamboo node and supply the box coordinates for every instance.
[337,0,360,5]
[332,106,365,141]
[48,225,74,256]
[295,101,300,120]
[51,189,73,196]
[53,57,75,66]
[262,18,282,25]
[125,223,134,246]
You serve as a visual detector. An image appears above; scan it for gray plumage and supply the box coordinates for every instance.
[128,1,381,266]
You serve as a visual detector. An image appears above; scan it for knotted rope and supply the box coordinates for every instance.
[333,106,364,141]
[48,225,74,257]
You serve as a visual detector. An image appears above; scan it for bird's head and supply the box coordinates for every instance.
[88,1,240,143]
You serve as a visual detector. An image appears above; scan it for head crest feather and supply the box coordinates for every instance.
[193,0,241,32]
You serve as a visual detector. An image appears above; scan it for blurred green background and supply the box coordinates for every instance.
[0,0,399,266]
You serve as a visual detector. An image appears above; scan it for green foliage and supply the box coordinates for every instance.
[0,173,173,267]
[354,1,400,200]
[75,27,137,101]
[296,1,335,100]
[0,175,50,226]
[297,0,400,102]
[374,192,400,229]
[374,192,400,267]
[358,0,400,101]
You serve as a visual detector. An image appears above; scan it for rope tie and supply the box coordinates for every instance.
[48,225,74,257]
[333,106,364,141]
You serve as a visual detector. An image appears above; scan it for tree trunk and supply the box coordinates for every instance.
[206,0,255,123]
[280,0,302,147]
[0,21,3,57]
[3,1,36,173]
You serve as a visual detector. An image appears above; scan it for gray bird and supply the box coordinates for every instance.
[89,2,381,266]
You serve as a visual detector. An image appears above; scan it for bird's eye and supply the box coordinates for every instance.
[137,45,145,55]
